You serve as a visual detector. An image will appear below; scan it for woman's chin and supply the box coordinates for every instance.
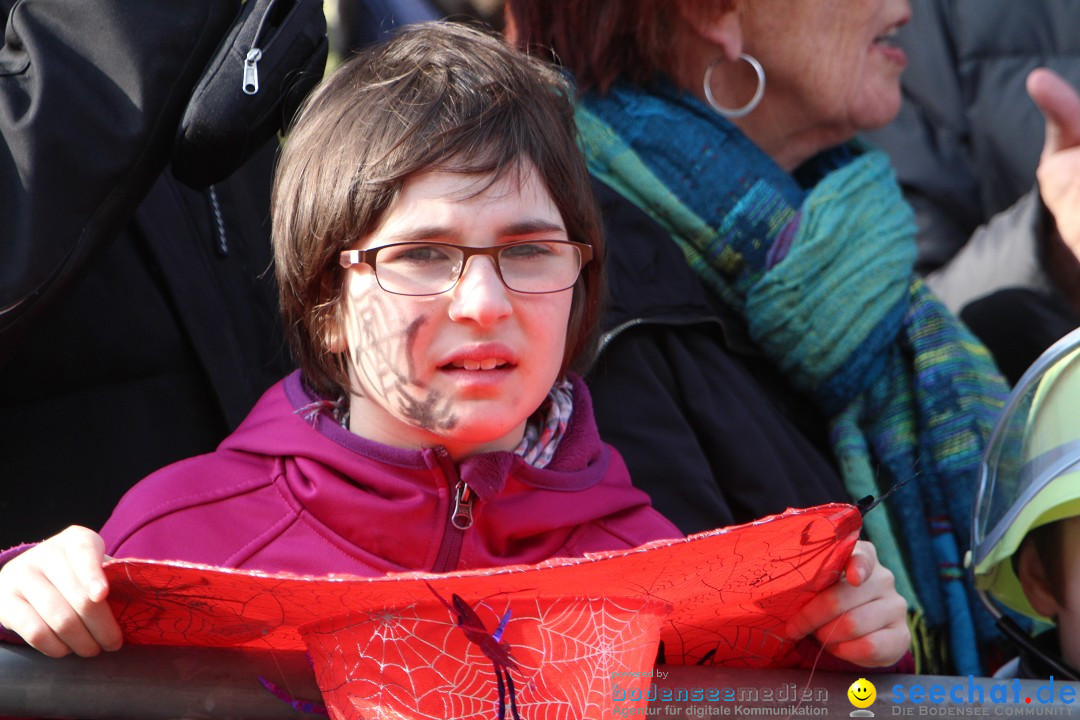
[851,86,903,133]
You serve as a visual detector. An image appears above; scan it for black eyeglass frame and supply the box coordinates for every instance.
[338,240,594,296]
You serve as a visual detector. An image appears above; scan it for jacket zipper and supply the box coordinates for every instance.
[600,314,758,356]
[431,448,473,573]
[600,316,719,353]
[451,481,474,530]
[242,48,262,95]
[241,0,280,95]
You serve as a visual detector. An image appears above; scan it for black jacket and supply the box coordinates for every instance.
[0,0,293,545]
[586,179,848,535]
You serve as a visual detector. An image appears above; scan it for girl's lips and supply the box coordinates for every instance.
[434,344,519,394]
[436,343,518,370]
[439,365,514,376]
[436,363,515,392]
[446,358,510,371]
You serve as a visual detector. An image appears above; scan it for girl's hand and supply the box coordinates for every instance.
[0,526,123,657]
[784,540,910,667]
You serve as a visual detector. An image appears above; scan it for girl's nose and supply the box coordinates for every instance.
[447,255,513,327]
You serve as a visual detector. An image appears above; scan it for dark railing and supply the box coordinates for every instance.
[4,643,1080,719]
[0,643,324,719]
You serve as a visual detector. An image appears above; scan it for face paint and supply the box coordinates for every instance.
[347,298,459,433]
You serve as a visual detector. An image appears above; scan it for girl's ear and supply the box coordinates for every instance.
[323,304,349,355]
[1017,538,1061,619]
[325,327,348,354]
[674,0,744,62]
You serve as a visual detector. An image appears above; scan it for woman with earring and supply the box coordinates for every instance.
[507,0,1008,675]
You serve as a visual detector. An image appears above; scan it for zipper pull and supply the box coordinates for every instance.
[243,48,262,95]
[451,482,474,530]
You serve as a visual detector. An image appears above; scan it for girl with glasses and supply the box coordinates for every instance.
[0,20,679,659]
[0,22,906,672]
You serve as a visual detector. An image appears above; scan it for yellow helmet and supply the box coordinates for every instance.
[971,327,1080,622]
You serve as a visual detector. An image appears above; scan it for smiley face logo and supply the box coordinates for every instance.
[848,678,877,709]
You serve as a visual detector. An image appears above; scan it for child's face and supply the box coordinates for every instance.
[1054,518,1080,669]
[1020,516,1080,670]
[338,164,574,459]
[1048,517,1080,669]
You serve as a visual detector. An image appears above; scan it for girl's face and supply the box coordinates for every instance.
[338,165,574,459]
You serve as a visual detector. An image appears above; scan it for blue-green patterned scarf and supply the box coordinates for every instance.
[577,80,1008,675]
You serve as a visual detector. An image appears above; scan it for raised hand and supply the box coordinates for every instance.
[1029,68,1080,262]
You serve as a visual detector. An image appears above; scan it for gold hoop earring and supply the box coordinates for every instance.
[703,53,765,119]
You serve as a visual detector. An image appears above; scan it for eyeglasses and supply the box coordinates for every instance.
[339,240,593,296]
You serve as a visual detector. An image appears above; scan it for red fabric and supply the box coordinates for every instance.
[301,595,669,720]
[103,503,861,668]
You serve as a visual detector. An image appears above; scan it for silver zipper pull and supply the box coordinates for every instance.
[451,482,474,530]
[242,48,262,95]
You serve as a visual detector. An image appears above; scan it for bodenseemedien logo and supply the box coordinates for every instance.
[848,678,877,717]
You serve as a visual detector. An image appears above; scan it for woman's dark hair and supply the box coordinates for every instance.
[504,0,731,94]
[272,21,604,396]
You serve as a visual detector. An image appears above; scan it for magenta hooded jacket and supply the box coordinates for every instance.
[91,371,681,576]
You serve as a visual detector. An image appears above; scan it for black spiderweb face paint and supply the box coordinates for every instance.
[345,287,458,433]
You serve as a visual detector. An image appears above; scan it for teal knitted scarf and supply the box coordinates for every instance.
[577,80,1008,675]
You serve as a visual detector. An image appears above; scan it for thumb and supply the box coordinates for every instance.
[62,527,110,602]
[1028,68,1080,156]
[84,561,111,604]
[845,540,876,587]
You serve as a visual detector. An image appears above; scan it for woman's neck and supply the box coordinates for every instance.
[726,106,851,172]
[672,47,850,172]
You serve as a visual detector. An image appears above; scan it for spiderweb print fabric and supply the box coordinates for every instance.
[301,596,666,720]
[102,504,861,716]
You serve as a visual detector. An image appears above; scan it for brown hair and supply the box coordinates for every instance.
[504,0,731,94]
[272,21,604,397]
